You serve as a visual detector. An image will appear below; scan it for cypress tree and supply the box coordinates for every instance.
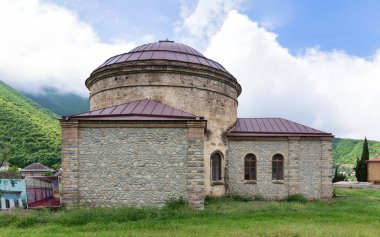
[355,137,369,182]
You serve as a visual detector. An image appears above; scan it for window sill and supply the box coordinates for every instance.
[272,180,285,184]
[244,180,257,184]
[211,181,224,186]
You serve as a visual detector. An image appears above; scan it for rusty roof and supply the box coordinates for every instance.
[228,118,333,137]
[64,99,203,121]
[93,40,230,75]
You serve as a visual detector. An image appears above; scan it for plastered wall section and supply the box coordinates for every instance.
[367,162,380,182]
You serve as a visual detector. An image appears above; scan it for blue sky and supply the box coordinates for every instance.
[50,0,380,57]
[1,0,380,139]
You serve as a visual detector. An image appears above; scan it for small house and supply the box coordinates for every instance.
[20,163,53,177]
[367,157,380,183]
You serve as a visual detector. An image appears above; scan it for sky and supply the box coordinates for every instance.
[0,0,380,140]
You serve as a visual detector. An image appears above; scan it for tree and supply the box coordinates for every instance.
[355,137,369,182]
[333,166,347,183]
[7,166,18,173]
[42,171,53,176]
[0,144,13,168]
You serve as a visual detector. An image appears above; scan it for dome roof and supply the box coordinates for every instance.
[93,40,230,74]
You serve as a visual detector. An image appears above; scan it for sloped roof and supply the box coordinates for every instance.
[367,157,380,163]
[64,99,203,121]
[21,163,52,171]
[93,40,230,75]
[228,118,333,137]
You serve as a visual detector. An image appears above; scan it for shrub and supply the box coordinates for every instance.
[7,166,18,172]
[333,167,348,183]
[286,194,308,203]
[51,163,61,170]
[228,194,253,202]
[42,171,53,176]
[164,196,187,209]
[254,194,265,201]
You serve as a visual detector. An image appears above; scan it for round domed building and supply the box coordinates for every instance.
[61,40,333,209]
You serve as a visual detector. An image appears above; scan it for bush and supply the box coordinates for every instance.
[205,194,257,203]
[228,194,253,202]
[42,171,53,176]
[7,166,18,172]
[333,167,348,183]
[254,194,265,201]
[51,163,61,170]
[286,194,308,203]
[164,196,187,209]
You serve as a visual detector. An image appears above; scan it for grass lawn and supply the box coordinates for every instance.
[1,188,380,237]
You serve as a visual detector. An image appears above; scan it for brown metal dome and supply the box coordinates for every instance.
[93,40,230,75]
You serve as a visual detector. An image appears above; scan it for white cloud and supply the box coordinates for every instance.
[176,0,243,49]
[0,0,136,96]
[205,10,380,140]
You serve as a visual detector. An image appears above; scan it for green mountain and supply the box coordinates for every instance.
[333,138,380,165]
[0,81,61,168]
[25,88,89,116]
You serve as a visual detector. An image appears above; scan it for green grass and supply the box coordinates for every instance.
[1,189,380,236]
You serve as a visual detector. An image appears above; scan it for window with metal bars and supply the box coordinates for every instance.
[211,152,222,181]
[272,154,284,180]
[244,154,257,180]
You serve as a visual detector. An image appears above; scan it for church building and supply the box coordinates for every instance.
[61,40,333,209]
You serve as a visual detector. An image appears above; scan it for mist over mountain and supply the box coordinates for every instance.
[25,88,90,116]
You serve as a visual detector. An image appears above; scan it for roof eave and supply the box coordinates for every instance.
[226,132,334,137]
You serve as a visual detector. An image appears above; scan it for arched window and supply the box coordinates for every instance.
[272,154,284,180]
[211,152,222,181]
[244,154,256,180]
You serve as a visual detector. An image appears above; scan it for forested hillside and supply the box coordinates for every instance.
[26,88,89,116]
[0,81,60,168]
[333,138,380,165]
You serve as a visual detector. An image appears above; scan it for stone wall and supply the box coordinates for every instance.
[61,121,206,209]
[86,61,242,197]
[227,139,289,199]
[227,137,333,199]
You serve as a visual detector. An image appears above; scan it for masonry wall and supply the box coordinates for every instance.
[227,137,333,199]
[87,62,242,196]
[61,121,206,209]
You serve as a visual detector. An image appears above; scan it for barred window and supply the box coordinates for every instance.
[272,154,284,180]
[211,152,222,181]
[244,154,257,180]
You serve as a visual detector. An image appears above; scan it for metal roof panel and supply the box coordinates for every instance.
[228,118,332,137]
[66,99,200,121]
